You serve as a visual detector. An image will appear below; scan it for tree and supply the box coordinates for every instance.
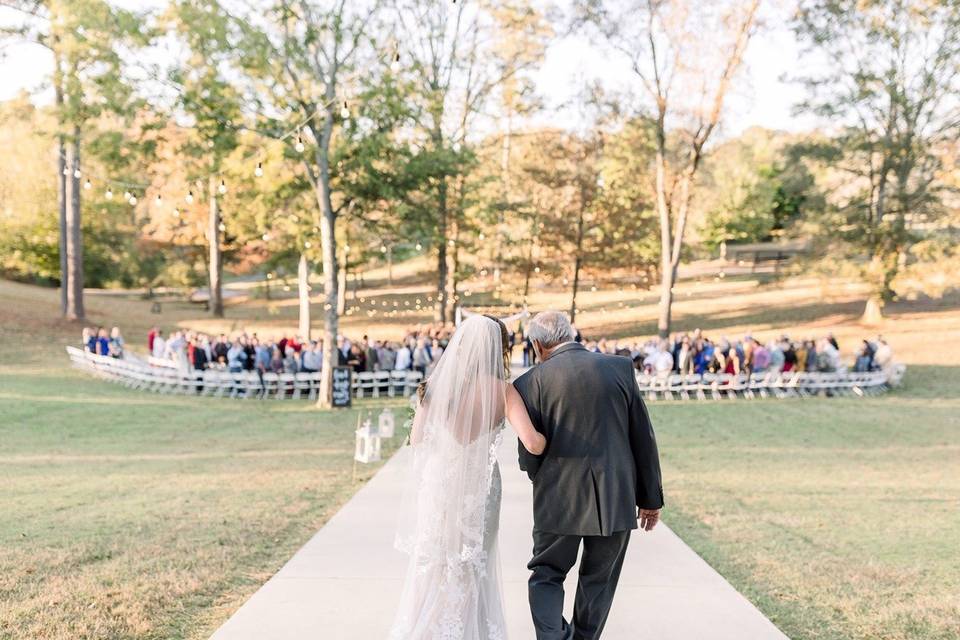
[578,0,761,337]
[697,128,822,250]
[235,0,387,407]
[395,0,549,323]
[163,0,249,318]
[794,0,960,319]
[2,0,147,320]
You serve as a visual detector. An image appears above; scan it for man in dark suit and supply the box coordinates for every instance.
[513,311,664,640]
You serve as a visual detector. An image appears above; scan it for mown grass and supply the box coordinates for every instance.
[652,364,960,640]
[0,367,405,640]
[1,274,959,639]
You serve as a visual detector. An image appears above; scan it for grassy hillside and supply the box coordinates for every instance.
[1,270,959,639]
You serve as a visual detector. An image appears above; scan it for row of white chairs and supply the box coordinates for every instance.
[67,347,423,400]
[635,367,904,401]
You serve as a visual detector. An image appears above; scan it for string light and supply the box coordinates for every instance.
[380,245,387,253]
[295,135,305,153]
[63,167,69,176]
[390,51,401,73]
[254,162,263,178]
[218,179,227,195]
[83,179,92,190]
[173,208,181,218]
[218,222,226,232]
[73,168,82,179]
[304,240,312,248]
[128,194,138,206]
[105,188,113,200]
[155,194,163,206]
[186,191,194,204]
[123,191,132,201]
[340,101,350,119]
[415,242,422,251]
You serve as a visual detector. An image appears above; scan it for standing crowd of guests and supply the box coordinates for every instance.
[85,322,893,381]
[578,330,895,377]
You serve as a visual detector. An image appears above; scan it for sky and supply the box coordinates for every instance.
[0,1,822,139]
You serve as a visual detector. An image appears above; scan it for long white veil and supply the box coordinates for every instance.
[391,314,507,640]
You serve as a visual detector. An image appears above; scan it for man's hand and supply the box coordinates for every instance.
[638,508,661,532]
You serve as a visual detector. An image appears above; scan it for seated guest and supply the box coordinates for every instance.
[108,327,125,358]
[95,327,110,356]
[282,346,299,373]
[379,342,397,371]
[83,327,95,353]
[227,341,247,373]
[152,330,166,359]
[212,334,230,365]
[301,341,321,373]
[255,340,272,373]
[395,341,412,371]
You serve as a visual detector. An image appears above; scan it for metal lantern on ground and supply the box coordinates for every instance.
[378,408,396,438]
[354,418,381,463]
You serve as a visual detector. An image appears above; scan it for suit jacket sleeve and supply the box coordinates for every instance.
[512,374,544,481]
[626,362,664,509]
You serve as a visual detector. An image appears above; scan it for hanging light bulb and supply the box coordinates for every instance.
[218,222,226,232]
[415,242,422,251]
[63,167,70,176]
[186,190,194,204]
[123,191,132,201]
[304,240,312,249]
[128,194,138,206]
[155,194,163,206]
[73,168,82,179]
[82,179,92,190]
[380,244,387,253]
[254,161,263,177]
[295,135,305,153]
[390,51,401,73]
[340,101,350,119]
[262,232,270,241]
[105,188,113,200]
[478,232,485,240]
[173,208,180,218]
[218,179,227,195]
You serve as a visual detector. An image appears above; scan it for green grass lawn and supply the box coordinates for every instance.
[2,277,959,640]
[0,367,405,640]
[654,365,960,640]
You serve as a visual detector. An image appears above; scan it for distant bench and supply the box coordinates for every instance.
[66,347,423,400]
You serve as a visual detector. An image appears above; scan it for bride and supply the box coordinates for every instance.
[389,314,546,640]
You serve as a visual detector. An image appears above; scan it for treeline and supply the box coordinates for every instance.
[2,0,959,405]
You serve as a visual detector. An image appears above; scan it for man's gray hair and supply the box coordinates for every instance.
[528,311,575,349]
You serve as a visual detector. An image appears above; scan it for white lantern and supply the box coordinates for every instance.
[354,419,381,463]
[378,408,396,438]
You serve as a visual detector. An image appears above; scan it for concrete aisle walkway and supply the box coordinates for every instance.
[211,436,789,640]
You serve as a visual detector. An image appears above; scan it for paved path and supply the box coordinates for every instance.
[210,435,788,639]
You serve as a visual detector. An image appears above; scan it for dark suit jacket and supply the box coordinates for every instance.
[513,342,663,536]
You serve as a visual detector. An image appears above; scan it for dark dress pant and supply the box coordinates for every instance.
[528,529,631,640]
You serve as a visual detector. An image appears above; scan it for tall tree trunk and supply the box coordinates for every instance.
[208,176,224,318]
[386,245,393,286]
[494,118,512,285]
[570,203,586,324]
[298,253,311,340]
[57,134,68,318]
[654,108,673,339]
[65,129,85,321]
[311,113,340,408]
[435,177,449,323]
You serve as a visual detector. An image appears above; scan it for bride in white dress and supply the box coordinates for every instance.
[390,315,546,640]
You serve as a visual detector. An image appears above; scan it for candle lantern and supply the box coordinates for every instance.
[354,418,382,463]
[378,408,396,438]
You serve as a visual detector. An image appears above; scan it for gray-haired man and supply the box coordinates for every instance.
[513,310,664,640]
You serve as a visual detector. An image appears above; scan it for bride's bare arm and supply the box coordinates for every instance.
[505,384,546,455]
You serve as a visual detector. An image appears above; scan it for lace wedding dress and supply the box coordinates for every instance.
[390,316,509,640]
